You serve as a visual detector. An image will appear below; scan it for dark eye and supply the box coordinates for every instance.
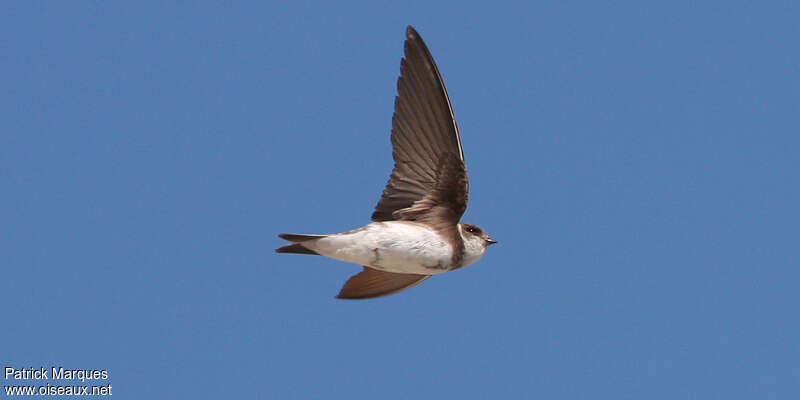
[466,226,481,234]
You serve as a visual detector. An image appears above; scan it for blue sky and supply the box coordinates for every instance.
[2,1,799,398]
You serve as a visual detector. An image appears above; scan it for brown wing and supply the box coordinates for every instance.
[336,267,431,299]
[371,26,468,225]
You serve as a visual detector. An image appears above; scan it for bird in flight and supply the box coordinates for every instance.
[277,26,496,299]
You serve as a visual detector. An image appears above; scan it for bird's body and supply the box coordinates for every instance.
[277,26,495,299]
[303,222,454,275]
[284,221,488,275]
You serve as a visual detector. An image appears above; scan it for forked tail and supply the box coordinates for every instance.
[275,233,326,255]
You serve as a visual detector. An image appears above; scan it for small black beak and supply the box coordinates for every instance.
[486,238,497,245]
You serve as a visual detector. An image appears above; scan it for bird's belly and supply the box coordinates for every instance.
[310,222,453,274]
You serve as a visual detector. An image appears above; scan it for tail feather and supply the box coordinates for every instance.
[276,243,319,255]
[278,233,326,242]
[276,233,326,255]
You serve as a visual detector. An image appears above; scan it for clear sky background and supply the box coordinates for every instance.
[2,1,799,399]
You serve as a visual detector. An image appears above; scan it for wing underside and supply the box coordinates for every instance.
[337,267,431,299]
[371,26,468,224]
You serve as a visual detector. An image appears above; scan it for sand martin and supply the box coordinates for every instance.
[277,26,496,299]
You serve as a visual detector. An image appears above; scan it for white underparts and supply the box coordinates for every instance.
[303,221,461,275]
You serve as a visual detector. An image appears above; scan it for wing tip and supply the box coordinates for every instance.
[335,293,364,300]
[406,25,417,39]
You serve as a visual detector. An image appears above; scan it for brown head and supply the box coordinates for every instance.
[459,223,497,247]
